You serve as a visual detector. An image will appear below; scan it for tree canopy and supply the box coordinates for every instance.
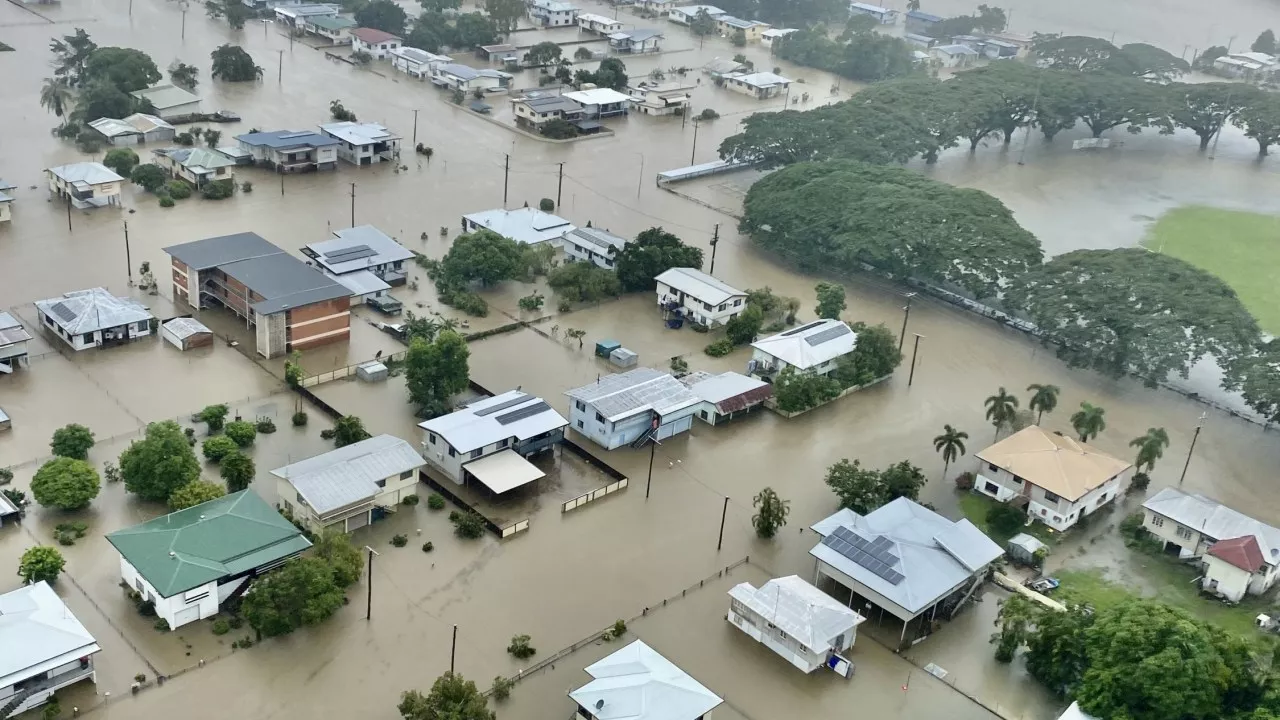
[547,262,622,302]
[399,673,494,720]
[575,57,628,91]
[825,458,927,514]
[614,228,704,292]
[333,415,372,447]
[168,479,227,511]
[221,451,255,492]
[355,0,409,35]
[210,45,262,82]
[1223,339,1280,422]
[773,29,914,83]
[313,531,365,588]
[1170,82,1259,150]
[120,420,202,502]
[50,28,98,86]
[50,424,95,460]
[483,0,523,31]
[1233,91,1280,157]
[82,47,161,92]
[405,330,470,418]
[242,557,346,637]
[31,457,101,510]
[19,546,66,585]
[440,229,522,286]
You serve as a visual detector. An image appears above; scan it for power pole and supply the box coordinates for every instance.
[690,118,701,165]
[450,625,458,673]
[556,162,564,208]
[277,50,283,83]
[349,182,356,227]
[181,3,187,40]
[907,333,924,387]
[898,292,916,351]
[716,496,728,550]
[636,154,644,199]
[65,193,72,232]
[645,437,656,499]
[708,224,720,274]
[1178,413,1208,487]
[412,109,419,147]
[503,154,510,206]
[280,169,284,196]
[124,221,133,286]
[363,546,379,620]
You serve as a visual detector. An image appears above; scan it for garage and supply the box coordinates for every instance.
[173,605,201,627]
[344,510,371,532]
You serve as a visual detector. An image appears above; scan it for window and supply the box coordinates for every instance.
[498,438,509,448]
[1151,515,1164,528]
[575,400,586,412]
[83,333,94,343]
[428,432,437,445]
[135,577,143,592]
[984,482,999,495]
[470,449,482,459]
[718,303,727,311]
[703,301,713,311]
[1010,475,1023,485]
[447,446,456,457]
[1043,490,1061,503]
[576,419,584,429]
[375,479,386,488]
[595,412,605,424]
[987,462,1000,473]
[399,470,413,480]
[1176,526,1193,540]
[1039,508,1047,516]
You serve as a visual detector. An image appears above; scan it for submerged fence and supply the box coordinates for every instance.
[562,478,628,513]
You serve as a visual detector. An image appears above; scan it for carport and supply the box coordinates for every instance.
[464,449,545,496]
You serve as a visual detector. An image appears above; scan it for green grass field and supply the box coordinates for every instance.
[1143,206,1280,335]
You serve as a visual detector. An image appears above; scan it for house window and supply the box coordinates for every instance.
[428,432,437,445]
[376,479,386,488]
[576,419,584,429]
[83,333,94,343]
[448,446,456,457]
[1039,508,1047,516]
[718,303,727,311]
[498,438,509,448]
[984,482,999,495]
[1010,475,1023,485]
[1151,515,1164,527]
[575,400,586,412]
[399,470,413,480]
[595,412,605,424]
[1176,526,1193,540]
[1043,490,1061,503]
[703,301,713,311]
[987,462,999,474]
[470,448,482,459]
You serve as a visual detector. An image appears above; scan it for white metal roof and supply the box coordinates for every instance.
[569,640,723,720]
[307,225,414,275]
[761,27,797,37]
[330,269,390,297]
[578,12,620,24]
[131,83,201,110]
[681,370,770,407]
[89,117,140,138]
[1143,487,1280,564]
[392,46,452,64]
[750,319,857,370]
[271,434,425,516]
[566,227,628,254]
[319,121,400,146]
[126,113,175,133]
[419,390,568,454]
[162,316,212,340]
[565,367,699,422]
[0,489,17,516]
[563,88,633,106]
[723,71,792,88]
[1059,702,1101,720]
[47,162,123,186]
[728,576,864,654]
[464,449,545,494]
[934,43,979,55]
[463,207,575,245]
[34,288,154,335]
[0,582,101,689]
[654,267,744,305]
[669,4,724,17]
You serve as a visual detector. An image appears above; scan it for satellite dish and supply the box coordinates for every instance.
[595,699,605,710]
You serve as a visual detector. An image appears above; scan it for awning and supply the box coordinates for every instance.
[463,449,544,494]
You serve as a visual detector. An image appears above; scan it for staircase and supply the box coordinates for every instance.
[0,686,37,719]
[630,426,658,450]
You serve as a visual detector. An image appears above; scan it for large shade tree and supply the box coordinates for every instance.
[81,47,161,92]
[120,420,202,502]
[614,228,704,292]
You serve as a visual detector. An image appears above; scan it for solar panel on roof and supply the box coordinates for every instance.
[495,401,551,425]
[804,324,852,346]
[50,302,78,323]
[826,526,904,585]
[779,319,825,337]
[472,393,531,416]
[322,245,376,262]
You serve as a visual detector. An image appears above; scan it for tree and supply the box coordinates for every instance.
[50,423,95,460]
[453,12,500,48]
[1007,249,1260,383]
[130,163,167,192]
[1116,43,1189,81]
[725,304,764,345]
[75,79,134,122]
[1233,92,1280,157]
[19,546,65,585]
[879,461,927,503]
[484,0,524,31]
[198,404,230,433]
[220,451,255,492]
[740,161,1042,300]
[752,487,790,539]
[206,0,251,29]
[1024,604,1093,694]
[1070,402,1106,442]
[932,425,968,481]
[224,420,257,448]
[439,229,523,287]
[825,459,925,513]
[82,47,161,92]
[539,117,578,139]
[203,435,238,461]
[40,77,73,118]
[524,41,561,66]
[1223,339,1280,422]
[992,594,1040,662]
[405,330,471,417]
[204,129,222,148]
[355,0,409,34]
[814,282,845,320]
[31,458,101,510]
[690,9,717,36]
[1169,83,1256,150]
[1129,427,1169,474]
[731,28,747,46]
[1031,34,1121,72]
[169,61,199,90]
[50,28,98,85]
[313,531,364,588]
[547,262,622,302]
[830,322,901,387]
[210,45,262,82]
[987,503,1026,538]
[984,388,1019,440]
[757,0,845,26]
[773,29,913,84]
[168,479,226,511]
[333,415,372,447]
[1252,29,1276,55]
[1026,384,1059,424]
[577,57,628,91]
[121,421,202,502]
[419,0,461,11]
[242,557,346,637]
[615,228,704,292]
[773,366,841,412]
[1074,73,1173,138]
[398,673,494,720]
[103,148,142,179]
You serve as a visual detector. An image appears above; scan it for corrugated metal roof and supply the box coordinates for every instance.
[0,582,101,689]
[419,390,568,453]
[47,162,123,186]
[33,288,153,335]
[463,207,574,245]
[272,435,424,515]
[654,267,744,305]
[0,311,31,347]
[89,117,140,138]
[569,640,722,720]
[751,319,857,370]
[131,83,200,110]
[1143,487,1280,563]
[682,371,771,413]
[308,225,413,274]
[565,367,699,422]
[728,576,864,654]
[162,316,212,340]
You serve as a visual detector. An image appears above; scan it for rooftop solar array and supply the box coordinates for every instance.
[780,320,825,337]
[322,244,376,263]
[824,526,905,585]
[804,323,853,347]
[495,401,551,425]
[472,393,531,417]
[50,302,78,323]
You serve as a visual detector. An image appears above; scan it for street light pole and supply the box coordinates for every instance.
[898,292,916,352]
[124,221,133,286]
[690,117,700,165]
[412,109,419,148]
[1178,413,1208,487]
[907,333,923,387]
[716,497,729,550]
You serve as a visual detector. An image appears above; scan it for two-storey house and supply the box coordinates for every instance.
[654,267,746,328]
[565,367,700,449]
[749,319,857,382]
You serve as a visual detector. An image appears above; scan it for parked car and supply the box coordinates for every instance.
[378,322,408,340]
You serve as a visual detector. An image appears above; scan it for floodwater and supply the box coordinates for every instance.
[2,0,1280,718]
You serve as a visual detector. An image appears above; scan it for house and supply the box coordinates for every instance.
[477,43,520,64]
[273,434,426,533]
[975,425,1133,532]
[46,162,123,208]
[351,27,401,59]
[235,129,341,172]
[1214,52,1278,79]
[608,28,664,53]
[34,288,153,351]
[655,267,746,327]
[577,12,623,33]
[164,232,351,358]
[391,46,452,78]
[848,1,896,23]
[274,3,340,27]
[720,71,791,99]
[303,225,413,285]
[1142,487,1280,601]
[304,15,357,43]
[563,88,632,118]
[728,575,864,674]
[981,38,1019,58]
[89,113,176,145]
[418,390,568,492]
[760,27,797,47]
[904,9,942,35]
[569,640,723,720]
[750,319,857,381]
[703,57,747,76]
[628,80,693,115]
[563,226,627,268]
[432,63,513,92]
[716,15,769,41]
[528,0,578,26]
[160,316,214,350]
[565,367,700,449]
[153,147,236,188]
[461,207,575,245]
[106,490,312,630]
[0,485,18,522]
[130,84,202,120]
[319,121,401,165]
[636,0,676,11]
[0,179,13,223]
[810,498,1003,645]
[903,32,936,48]
[0,582,101,716]
[667,4,724,24]
[512,95,584,129]
[1059,702,1100,720]
[681,370,771,425]
[0,312,31,372]
[242,0,308,10]
[931,43,980,68]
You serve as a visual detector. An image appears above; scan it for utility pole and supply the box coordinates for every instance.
[645,432,657,499]
[907,333,923,387]
[129,0,133,16]
[708,224,720,274]
[450,625,458,673]
[556,162,564,208]
[280,169,284,196]
[503,154,510,206]
[690,117,701,165]
[1178,413,1208,487]
[1209,87,1232,160]
[180,2,187,40]
[363,546,379,620]
[412,109,419,147]
[716,496,729,550]
[898,292,916,352]
[636,154,644,199]
[349,182,356,227]
[277,50,283,83]
[124,221,133,286]
[65,193,72,232]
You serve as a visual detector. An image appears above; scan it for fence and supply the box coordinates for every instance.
[299,350,407,388]
[499,518,530,537]
[416,469,531,540]
[560,437,628,482]
[562,478,628,513]
[293,385,343,420]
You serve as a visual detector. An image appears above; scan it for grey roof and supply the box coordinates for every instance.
[439,63,481,80]
[0,582,100,689]
[1143,487,1280,563]
[0,488,16,517]
[89,117,141,138]
[162,316,212,340]
[565,367,699,422]
[565,226,627,253]
[521,95,582,114]
[271,435,425,515]
[131,84,200,110]
[654,267,745,305]
[717,14,762,28]
[319,121,399,146]
[463,207,574,245]
[681,370,770,406]
[0,179,15,192]
[157,147,235,171]
[307,225,413,275]
[611,28,663,41]
[934,43,979,55]
[236,130,341,150]
[728,576,864,654]
[164,231,281,270]
[810,498,1003,618]
[393,46,451,64]
[0,311,31,347]
[47,162,123,186]
[1008,532,1047,555]
[703,57,746,74]
[419,390,568,454]
[34,288,154,335]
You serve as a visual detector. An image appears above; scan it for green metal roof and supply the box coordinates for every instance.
[307,15,357,30]
[106,490,311,598]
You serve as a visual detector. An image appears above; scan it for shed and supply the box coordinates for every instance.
[161,317,214,350]
[1007,533,1047,565]
[595,339,621,358]
[356,361,388,383]
[610,347,639,368]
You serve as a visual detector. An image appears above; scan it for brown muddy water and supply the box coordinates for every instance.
[1,0,1279,718]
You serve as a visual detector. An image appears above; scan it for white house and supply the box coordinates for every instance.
[46,162,123,208]
[608,28,664,53]
[565,367,700,450]
[628,81,693,115]
[563,226,627,268]
[1142,487,1280,602]
[727,575,865,674]
[703,57,748,76]
[432,63,514,92]
[0,311,32,372]
[563,87,632,118]
[235,129,341,172]
[461,207,575,245]
[303,224,413,285]
[89,112,176,145]
[569,640,723,720]
[848,1,895,23]
[577,12,622,33]
[512,94,584,129]
[319,121,401,165]
[106,490,312,630]
[0,582,101,716]
[274,3,340,27]
[272,434,426,534]
[720,71,791,99]
[304,15,357,43]
[811,498,1003,646]
[636,0,677,12]
[350,27,401,58]
[0,180,12,224]
[655,267,746,327]
[34,288,153,351]
[975,426,1133,532]
[681,370,771,425]
[667,4,724,24]
[130,84,202,120]
[391,46,452,78]
[931,43,980,68]
[750,319,857,381]
[418,390,567,494]
[760,27,797,47]
[528,0,578,26]
[153,147,237,188]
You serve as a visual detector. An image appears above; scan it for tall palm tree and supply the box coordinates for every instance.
[984,388,1019,440]
[1070,402,1107,442]
[1130,427,1170,473]
[933,424,969,480]
[1026,383,1060,425]
[40,77,72,118]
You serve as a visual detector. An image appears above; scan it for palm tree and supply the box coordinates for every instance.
[1070,402,1107,442]
[984,388,1019,440]
[40,77,72,118]
[1026,383,1060,424]
[933,425,969,480]
[1130,427,1170,473]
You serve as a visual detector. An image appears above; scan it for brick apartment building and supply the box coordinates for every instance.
[163,232,351,358]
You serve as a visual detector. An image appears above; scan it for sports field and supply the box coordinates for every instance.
[1143,206,1280,335]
